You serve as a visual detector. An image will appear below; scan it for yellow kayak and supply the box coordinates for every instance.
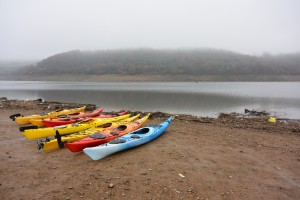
[29,107,105,127]
[22,114,130,140]
[38,114,141,151]
[29,119,45,127]
[14,106,86,125]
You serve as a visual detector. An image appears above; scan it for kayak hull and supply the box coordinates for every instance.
[83,116,172,161]
[14,106,86,125]
[42,110,127,127]
[30,108,104,127]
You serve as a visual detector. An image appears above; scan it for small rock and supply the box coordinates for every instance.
[173,189,181,193]
[68,186,73,189]
[228,175,233,179]
[108,183,114,188]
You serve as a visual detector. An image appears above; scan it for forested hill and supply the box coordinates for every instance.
[17,49,300,76]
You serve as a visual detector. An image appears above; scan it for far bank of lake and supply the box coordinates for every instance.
[1,74,300,82]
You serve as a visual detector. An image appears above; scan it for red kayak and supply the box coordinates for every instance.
[65,114,150,152]
[43,110,127,127]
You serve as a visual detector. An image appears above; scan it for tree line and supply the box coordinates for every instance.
[15,48,300,76]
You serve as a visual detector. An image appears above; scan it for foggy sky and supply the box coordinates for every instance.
[1,0,300,60]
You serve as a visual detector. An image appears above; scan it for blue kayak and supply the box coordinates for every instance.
[83,116,173,161]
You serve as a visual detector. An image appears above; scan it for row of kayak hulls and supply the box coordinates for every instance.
[24,113,153,153]
[26,109,128,128]
[13,106,173,161]
[21,113,132,140]
[38,114,141,151]
[41,115,172,161]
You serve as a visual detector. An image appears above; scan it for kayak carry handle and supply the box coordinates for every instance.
[9,113,22,121]
[19,125,38,132]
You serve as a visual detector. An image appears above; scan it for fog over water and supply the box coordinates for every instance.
[1,0,300,60]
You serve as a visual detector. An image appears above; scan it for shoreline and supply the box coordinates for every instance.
[1,97,299,135]
[1,74,300,82]
[0,97,299,199]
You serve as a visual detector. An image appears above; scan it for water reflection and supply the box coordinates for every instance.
[1,81,300,118]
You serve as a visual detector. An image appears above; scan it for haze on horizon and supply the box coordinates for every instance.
[0,0,300,61]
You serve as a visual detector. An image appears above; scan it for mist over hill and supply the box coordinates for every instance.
[0,60,37,76]
[15,49,299,76]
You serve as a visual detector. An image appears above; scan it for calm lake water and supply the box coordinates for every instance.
[1,81,300,119]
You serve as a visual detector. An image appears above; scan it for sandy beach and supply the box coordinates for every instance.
[0,98,299,200]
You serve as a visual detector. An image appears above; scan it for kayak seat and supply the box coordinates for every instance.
[110,132,119,136]
[132,128,150,135]
[57,114,68,118]
[130,135,141,139]
[90,133,107,139]
[97,123,112,128]
[109,138,126,144]
[117,125,127,131]
[69,112,80,116]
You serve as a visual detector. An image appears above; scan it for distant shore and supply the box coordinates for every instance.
[1,74,300,82]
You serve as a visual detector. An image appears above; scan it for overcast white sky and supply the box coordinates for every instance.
[0,0,300,60]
